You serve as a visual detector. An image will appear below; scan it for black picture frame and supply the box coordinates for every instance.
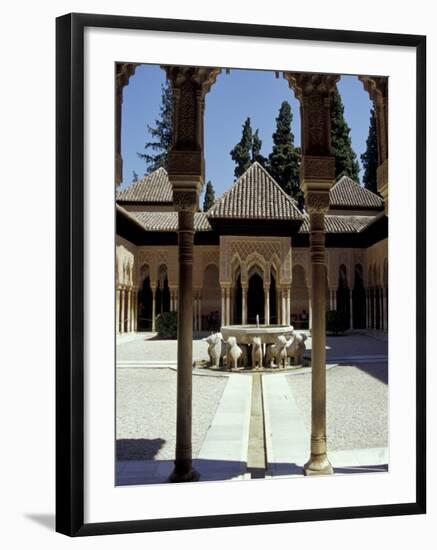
[56,12,426,537]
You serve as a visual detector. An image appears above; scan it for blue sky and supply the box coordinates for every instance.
[120,65,372,199]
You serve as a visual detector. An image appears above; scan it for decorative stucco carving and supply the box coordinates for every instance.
[301,155,336,181]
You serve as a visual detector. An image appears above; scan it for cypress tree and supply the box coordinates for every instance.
[230,117,253,179]
[330,89,360,181]
[138,82,173,173]
[361,108,378,193]
[203,180,215,212]
[251,129,267,167]
[267,101,302,204]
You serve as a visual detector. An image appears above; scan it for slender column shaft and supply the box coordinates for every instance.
[120,288,126,333]
[264,286,270,325]
[305,222,332,475]
[242,286,247,325]
[172,211,196,480]
[126,289,132,333]
[281,290,286,326]
[130,290,135,332]
[285,288,290,325]
[116,288,121,333]
[349,289,353,330]
[384,287,388,331]
[133,290,138,332]
[221,287,225,328]
[198,293,202,331]
[226,288,231,325]
[151,287,156,332]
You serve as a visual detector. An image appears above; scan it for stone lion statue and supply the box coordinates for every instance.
[286,331,307,366]
[206,332,224,368]
[226,336,242,370]
[266,335,288,368]
[251,336,263,370]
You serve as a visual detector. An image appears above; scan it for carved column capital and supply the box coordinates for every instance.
[305,191,330,215]
[284,72,340,100]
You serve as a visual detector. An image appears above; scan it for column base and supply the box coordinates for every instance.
[169,461,200,483]
[304,454,333,476]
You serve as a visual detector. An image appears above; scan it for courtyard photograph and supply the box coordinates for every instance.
[115,64,388,485]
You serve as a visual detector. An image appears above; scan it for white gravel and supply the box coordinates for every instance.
[117,336,209,362]
[287,364,388,450]
[116,368,228,460]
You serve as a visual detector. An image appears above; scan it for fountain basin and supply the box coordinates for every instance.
[221,324,294,345]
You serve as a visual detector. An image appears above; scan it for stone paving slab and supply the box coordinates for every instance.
[263,372,388,478]
[195,374,252,481]
[262,373,310,476]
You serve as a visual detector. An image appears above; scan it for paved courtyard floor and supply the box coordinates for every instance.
[116,331,388,485]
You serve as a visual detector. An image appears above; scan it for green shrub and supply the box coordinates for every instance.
[326,310,348,335]
[155,311,177,339]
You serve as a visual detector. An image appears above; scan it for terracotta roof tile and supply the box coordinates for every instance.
[207,162,303,221]
[116,167,172,203]
[329,175,384,209]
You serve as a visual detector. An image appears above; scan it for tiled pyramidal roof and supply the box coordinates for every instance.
[299,214,375,233]
[329,175,384,209]
[132,211,212,232]
[116,167,172,203]
[207,162,303,220]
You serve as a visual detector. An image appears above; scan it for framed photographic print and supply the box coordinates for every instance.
[56,12,426,536]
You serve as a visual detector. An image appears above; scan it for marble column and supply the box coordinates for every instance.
[221,287,226,328]
[225,288,231,325]
[264,285,270,325]
[151,286,156,332]
[120,287,126,333]
[284,71,339,476]
[126,289,132,333]
[281,289,286,327]
[349,289,353,330]
[242,285,248,325]
[285,287,291,325]
[133,290,138,332]
[116,287,121,333]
